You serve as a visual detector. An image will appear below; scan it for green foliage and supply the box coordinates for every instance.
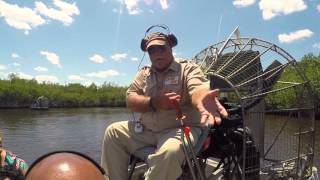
[0,76,128,108]
[299,54,320,101]
[266,53,320,109]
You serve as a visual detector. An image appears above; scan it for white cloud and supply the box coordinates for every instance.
[278,29,313,44]
[83,81,91,86]
[12,62,20,66]
[34,66,48,72]
[18,72,33,80]
[111,53,127,61]
[0,0,46,34]
[83,80,101,87]
[259,0,307,20]
[68,74,85,80]
[53,0,79,15]
[144,0,154,6]
[35,0,80,26]
[128,9,141,14]
[159,0,169,9]
[11,53,20,59]
[174,55,184,62]
[40,51,62,68]
[15,72,58,83]
[312,43,320,49]
[173,51,182,58]
[35,75,59,83]
[131,57,139,61]
[86,70,120,78]
[173,51,186,62]
[174,57,185,62]
[233,0,255,8]
[0,64,7,70]
[113,0,171,14]
[89,54,106,63]
[317,4,320,12]
[124,0,142,14]
[0,72,6,79]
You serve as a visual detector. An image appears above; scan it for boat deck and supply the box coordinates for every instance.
[130,158,319,180]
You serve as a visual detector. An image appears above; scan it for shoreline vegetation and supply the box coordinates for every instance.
[0,75,127,108]
[264,53,320,110]
[0,53,319,110]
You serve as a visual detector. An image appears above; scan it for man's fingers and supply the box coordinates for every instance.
[166,93,181,102]
[200,112,222,126]
[215,98,228,117]
[165,92,180,97]
[206,114,215,126]
[168,95,181,100]
[209,89,219,97]
[200,114,208,125]
[209,89,228,117]
[168,95,181,107]
[213,115,222,125]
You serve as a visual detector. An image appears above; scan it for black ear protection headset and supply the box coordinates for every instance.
[140,24,178,52]
[25,150,105,177]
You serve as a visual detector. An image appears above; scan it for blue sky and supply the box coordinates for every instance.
[0,0,319,86]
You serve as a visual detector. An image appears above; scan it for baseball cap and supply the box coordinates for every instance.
[145,32,168,50]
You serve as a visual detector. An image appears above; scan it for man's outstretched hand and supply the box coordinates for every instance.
[197,89,228,126]
[152,89,228,126]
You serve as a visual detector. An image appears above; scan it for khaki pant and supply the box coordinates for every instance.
[101,120,200,180]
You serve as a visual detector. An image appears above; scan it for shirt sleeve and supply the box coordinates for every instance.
[126,67,148,97]
[184,62,210,96]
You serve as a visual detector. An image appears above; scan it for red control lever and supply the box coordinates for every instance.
[170,99,190,137]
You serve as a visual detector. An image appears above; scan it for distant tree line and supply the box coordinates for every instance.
[0,53,319,109]
[0,74,128,108]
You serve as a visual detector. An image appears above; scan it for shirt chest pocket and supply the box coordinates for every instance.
[163,75,181,94]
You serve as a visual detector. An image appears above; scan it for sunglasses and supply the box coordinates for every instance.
[147,45,167,54]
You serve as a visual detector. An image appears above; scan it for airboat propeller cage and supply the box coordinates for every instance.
[209,58,284,110]
[192,36,311,109]
[192,29,315,179]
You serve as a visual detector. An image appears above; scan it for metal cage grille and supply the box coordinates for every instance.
[192,37,315,179]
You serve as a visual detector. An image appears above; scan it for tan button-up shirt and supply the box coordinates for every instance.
[127,60,210,132]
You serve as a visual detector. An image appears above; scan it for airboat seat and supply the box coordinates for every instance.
[128,126,211,180]
[127,146,155,180]
[131,146,156,162]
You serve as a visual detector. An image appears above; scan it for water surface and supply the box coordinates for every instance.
[0,108,131,164]
[0,108,318,171]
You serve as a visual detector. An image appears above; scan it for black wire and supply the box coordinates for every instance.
[137,52,146,71]
[145,24,170,36]
[131,51,147,122]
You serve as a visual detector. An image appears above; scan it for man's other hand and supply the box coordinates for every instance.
[153,92,181,110]
[197,89,228,126]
